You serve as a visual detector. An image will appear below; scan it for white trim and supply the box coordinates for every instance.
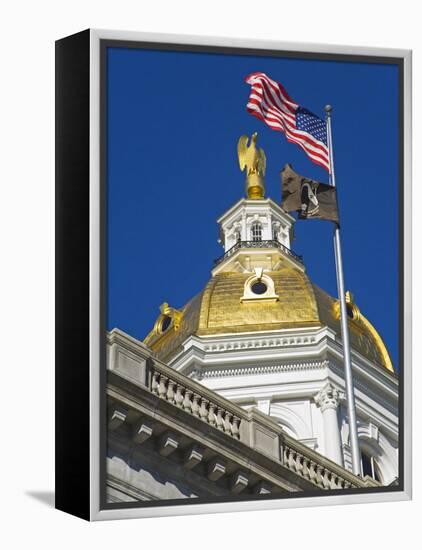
[217,197,295,226]
[89,28,102,521]
[92,490,410,521]
[88,28,412,521]
[402,49,412,500]
[90,28,411,59]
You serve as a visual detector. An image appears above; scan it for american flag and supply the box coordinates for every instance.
[245,72,330,172]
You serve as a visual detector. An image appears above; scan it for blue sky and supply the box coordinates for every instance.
[106,46,399,368]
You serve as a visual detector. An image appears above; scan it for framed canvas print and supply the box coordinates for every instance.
[55,29,412,521]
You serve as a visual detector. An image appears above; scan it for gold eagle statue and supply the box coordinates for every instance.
[237,132,266,199]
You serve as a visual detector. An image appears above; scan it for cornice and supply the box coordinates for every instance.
[201,334,321,353]
[174,327,332,359]
[190,360,329,380]
[323,330,399,386]
[216,197,295,226]
[171,331,398,402]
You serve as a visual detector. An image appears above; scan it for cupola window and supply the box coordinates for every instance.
[251,222,262,242]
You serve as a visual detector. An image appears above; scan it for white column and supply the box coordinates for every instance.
[266,212,272,240]
[315,383,343,466]
[241,213,247,241]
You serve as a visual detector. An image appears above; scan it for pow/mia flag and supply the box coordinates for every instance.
[280,164,339,223]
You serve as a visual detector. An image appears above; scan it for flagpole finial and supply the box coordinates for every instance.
[324,104,333,115]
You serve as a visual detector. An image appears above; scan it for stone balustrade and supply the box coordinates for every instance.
[282,434,378,489]
[283,442,351,489]
[149,366,243,440]
[107,328,379,491]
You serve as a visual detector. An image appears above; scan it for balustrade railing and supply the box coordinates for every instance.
[282,435,378,489]
[214,239,303,267]
[107,328,379,490]
[149,362,244,440]
[148,360,374,489]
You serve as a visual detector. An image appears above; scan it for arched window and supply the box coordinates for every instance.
[272,225,279,242]
[361,451,382,482]
[251,222,262,242]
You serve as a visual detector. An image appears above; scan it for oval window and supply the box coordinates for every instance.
[160,316,172,332]
[346,303,355,319]
[251,281,267,295]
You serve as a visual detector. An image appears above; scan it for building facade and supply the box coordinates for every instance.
[107,329,379,502]
[107,137,398,503]
[143,142,399,487]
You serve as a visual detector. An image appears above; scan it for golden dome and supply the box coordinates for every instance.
[143,260,394,373]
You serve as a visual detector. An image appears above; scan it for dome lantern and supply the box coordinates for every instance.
[212,192,301,277]
[212,134,302,276]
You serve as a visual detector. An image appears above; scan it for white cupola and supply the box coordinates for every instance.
[212,197,301,276]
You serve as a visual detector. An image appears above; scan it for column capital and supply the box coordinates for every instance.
[315,383,342,412]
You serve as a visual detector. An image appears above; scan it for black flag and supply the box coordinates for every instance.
[281,164,339,223]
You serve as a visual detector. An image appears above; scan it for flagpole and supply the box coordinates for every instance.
[325,105,362,477]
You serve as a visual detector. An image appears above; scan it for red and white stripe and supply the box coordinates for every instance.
[245,72,330,172]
